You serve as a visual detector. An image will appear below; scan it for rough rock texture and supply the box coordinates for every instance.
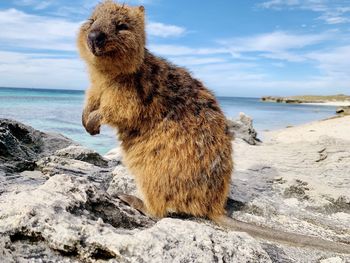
[1,118,350,262]
[227,113,261,145]
[0,119,75,196]
[0,119,74,174]
[336,106,350,116]
[56,145,109,167]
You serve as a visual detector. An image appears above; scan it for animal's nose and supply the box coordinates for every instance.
[88,30,106,47]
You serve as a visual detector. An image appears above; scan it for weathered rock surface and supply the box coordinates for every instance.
[336,106,350,115]
[227,113,261,145]
[56,145,109,167]
[0,119,73,174]
[1,118,350,262]
[0,119,75,196]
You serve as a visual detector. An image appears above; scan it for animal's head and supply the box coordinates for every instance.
[78,1,146,74]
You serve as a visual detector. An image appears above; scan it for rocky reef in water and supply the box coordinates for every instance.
[261,94,350,104]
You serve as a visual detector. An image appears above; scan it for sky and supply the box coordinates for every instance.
[0,0,350,97]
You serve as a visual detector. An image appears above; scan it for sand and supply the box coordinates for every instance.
[234,115,350,203]
[302,101,350,106]
[264,115,350,143]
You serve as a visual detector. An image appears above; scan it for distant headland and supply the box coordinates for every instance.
[261,94,350,105]
[261,94,350,115]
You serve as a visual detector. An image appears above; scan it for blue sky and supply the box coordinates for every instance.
[0,0,350,97]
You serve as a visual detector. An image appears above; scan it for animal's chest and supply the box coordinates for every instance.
[99,85,141,125]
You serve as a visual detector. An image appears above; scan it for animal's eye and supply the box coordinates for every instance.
[116,23,129,31]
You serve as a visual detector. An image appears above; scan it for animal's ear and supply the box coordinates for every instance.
[138,6,145,13]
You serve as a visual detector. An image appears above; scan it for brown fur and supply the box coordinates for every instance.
[78,0,232,220]
[77,1,350,254]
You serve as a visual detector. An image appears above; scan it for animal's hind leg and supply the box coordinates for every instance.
[118,194,148,215]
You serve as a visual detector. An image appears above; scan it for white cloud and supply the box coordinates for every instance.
[147,22,186,38]
[259,0,301,9]
[168,56,226,66]
[259,0,350,25]
[193,63,350,96]
[161,40,350,96]
[221,31,330,52]
[259,0,329,12]
[0,51,87,89]
[0,8,187,53]
[307,45,350,78]
[219,31,332,62]
[149,44,228,56]
[318,14,350,24]
[1,6,349,96]
[14,0,55,10]
[0,9,80,51]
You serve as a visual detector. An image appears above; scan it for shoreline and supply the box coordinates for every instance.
[301,101,350,106]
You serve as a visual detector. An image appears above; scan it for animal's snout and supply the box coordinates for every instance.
[88,30,107,48]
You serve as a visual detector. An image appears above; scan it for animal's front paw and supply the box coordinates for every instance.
[82,107,91,128]
[85,110,101,135]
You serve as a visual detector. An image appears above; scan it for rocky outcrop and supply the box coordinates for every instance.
[1,118,350,262]
[55,145,109,167]
[261,96,308,104]
[0,119,74,174]
[227,113,261,145]
[336,106,350,115]
[261,95,350,104]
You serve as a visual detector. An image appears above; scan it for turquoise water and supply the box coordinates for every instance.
[0,87,337,154]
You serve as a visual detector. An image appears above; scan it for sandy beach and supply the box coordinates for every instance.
[302,101,350,106]
[235,115,350,201]
[264,115,350,143]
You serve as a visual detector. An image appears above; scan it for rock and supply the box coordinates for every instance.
[336,106,350,115]
[227,113,261,145]
[261,96,305,104]
[1,119,350,262]
[0,173,270,262]
[36,155,111,180]
[104,146,123,167]
[320,257,344,263]
[0,119,74,173]
[0,175,154,262]
[0,119,75,196]
[104,147,123,162]
[107,165,138,197]
[56,145,109,167]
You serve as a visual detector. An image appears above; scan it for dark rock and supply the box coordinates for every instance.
[336,106,350,115]
[0,119,74,173]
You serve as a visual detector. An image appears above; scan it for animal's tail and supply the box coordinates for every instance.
[214,215,350,254]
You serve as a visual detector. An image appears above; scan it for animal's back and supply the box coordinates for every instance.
[118,52,233,218]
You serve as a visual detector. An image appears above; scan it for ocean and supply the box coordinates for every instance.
[0,87,338,154]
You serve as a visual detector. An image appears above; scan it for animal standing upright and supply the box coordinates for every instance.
[78,0,350,254]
